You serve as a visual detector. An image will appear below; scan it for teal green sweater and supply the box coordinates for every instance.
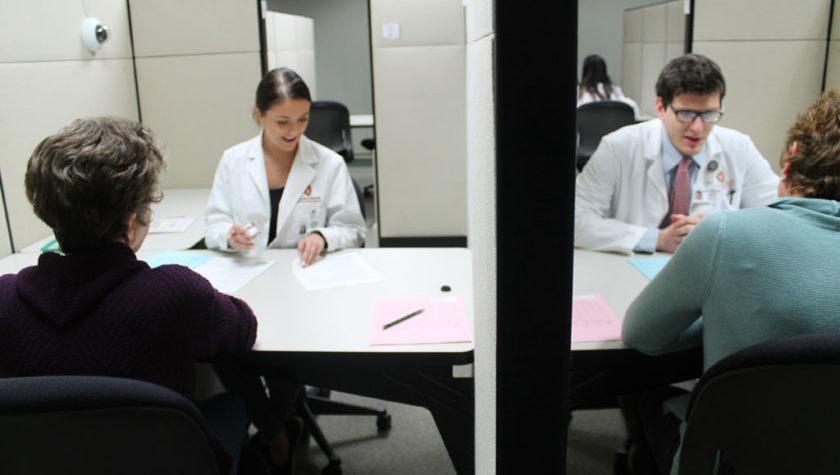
[622,197,840,474]
[623,197,840,370]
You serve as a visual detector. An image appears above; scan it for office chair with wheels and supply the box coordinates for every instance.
[0,375,228,475]
[307,100,354,164]
[576,101,636,172]
[678,332,840,475]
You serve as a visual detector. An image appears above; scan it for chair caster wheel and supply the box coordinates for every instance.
[376,413,392,431]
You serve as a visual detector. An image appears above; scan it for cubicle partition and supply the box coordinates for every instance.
[0,0,139,255]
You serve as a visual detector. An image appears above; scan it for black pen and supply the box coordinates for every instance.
[383,308,424,330]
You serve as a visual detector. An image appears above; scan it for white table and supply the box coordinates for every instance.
[349,114,374,128]
[570,249,702,410]
[19,188,210,253]
[572,249,662,350]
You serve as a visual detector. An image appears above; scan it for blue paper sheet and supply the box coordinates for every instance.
[143,250,213,269]
[628,257,671,280]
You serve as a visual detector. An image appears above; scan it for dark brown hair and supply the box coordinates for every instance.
[655,54,726,106]
[25,117,165,253]
[780,89,840,201]
[578,54,614,101]
[255,67,312,115]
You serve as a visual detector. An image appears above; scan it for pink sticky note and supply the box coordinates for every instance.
[572,295,622,343]
[371,297,471,346]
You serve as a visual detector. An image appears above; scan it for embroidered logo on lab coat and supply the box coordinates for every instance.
[716,171,726,183]
[304,185,312,196]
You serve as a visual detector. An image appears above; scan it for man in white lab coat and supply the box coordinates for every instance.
[575,54,779,255]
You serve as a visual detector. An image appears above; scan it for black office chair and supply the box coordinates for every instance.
[678,332,840,475]
[576,100,636,172]
[0,375,227,475]
[307,100,354,164]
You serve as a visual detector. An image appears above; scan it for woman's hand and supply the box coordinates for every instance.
[227,223,257,250]
[297,232,326,267]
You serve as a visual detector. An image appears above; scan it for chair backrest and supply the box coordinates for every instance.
[575,100,636,171]
[679,332,840,475]
[0,375,222,475]
[307,100,354,164]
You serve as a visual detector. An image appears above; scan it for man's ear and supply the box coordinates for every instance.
[655,97,666,119]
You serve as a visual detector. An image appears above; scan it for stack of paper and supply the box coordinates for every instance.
[571,294,622,343]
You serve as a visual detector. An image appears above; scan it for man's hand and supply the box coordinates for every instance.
[656,214,704,253]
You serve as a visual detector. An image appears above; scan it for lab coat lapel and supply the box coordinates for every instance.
[275,138,316,233]
[644,121,668,203]
[247,135,270,207]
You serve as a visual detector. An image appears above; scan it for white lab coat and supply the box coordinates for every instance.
[204,133,366,251]
[575,119,779,254]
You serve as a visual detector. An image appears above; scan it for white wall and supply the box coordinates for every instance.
[129,0,262,189]
[465,0,496,472]
[0,0,139,252]
[265,11,317,98]
[370,0,467,240]
[693,0,831,173]
[578,0,670,86]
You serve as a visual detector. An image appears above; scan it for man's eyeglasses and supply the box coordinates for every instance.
[669,105,724,124]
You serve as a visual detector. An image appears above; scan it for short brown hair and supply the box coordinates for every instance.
[25,117,165,253]
[655,54,726,106]
[780,89,840,201]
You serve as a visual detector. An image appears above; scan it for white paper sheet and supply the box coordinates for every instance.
[292,252,384,291]
[194,256,276,294]
[149,216,196,233]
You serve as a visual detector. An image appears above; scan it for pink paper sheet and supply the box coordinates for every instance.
[572,294,622,343]
[370,297,471,346]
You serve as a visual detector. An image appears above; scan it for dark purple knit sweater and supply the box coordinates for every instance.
[0,242,257,399]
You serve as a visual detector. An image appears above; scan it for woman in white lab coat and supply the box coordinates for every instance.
[204,67,366,267]
[208,67,365,471]
[577,54,642,120]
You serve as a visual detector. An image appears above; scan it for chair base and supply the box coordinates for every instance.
[297,389,392,475]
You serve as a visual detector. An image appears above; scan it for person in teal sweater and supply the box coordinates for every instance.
[621,89,840,474]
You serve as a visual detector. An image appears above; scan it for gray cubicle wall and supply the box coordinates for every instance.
[129,0,262,189]
[370,0,467,244]
[0,0,139,253]
[621,1,685,117]
[693,0,830,173]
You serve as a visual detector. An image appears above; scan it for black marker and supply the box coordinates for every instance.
[383,308,424,330]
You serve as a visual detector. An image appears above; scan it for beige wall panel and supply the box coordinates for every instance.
[265,13,316,97]
[640,43,666,116]
[624,9,643,43]
[622,43,643,106]
[642,4,667,43]
[135,53,261,188]
[833,0,840,39]
[694,0,831,41]
[374,45,467,237]
[129,0,259,57]
[466,0,493,43]
[824,40,840,89]
[0,59,138,250]
[371,0,465,47]
[666,42,684,62]
[0,0,132,62]
[694,40,825,173]
[466,33,496,475]
[666,1,685,42]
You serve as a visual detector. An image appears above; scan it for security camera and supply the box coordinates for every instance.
[81,17,109,52]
